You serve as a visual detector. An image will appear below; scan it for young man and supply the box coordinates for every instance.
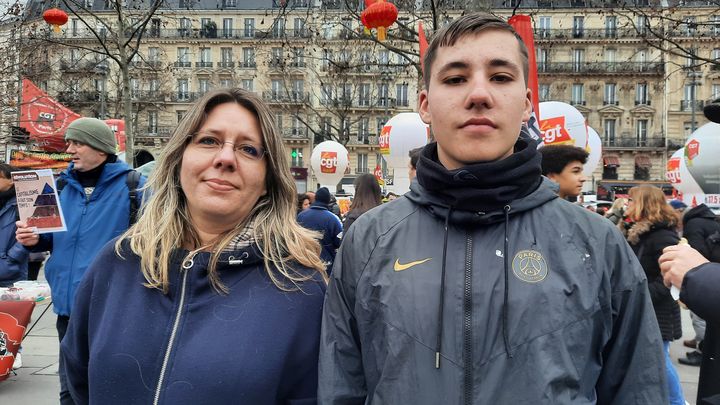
[539,145,588,200]
[16,118,144,404]
[297,187,343,270]
[319,14,666,404]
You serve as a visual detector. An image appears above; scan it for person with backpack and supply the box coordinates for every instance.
[678,203,720,366]
[15,117,145,405]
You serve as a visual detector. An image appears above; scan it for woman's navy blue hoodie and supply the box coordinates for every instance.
[61,239,326,405]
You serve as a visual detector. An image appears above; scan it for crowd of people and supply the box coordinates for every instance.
[2,12,719,405]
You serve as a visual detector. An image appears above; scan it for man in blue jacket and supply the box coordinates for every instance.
[297,187,342,270]
[0,163,28,288]
[16,117,144,405]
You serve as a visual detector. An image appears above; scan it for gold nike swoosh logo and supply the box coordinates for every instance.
[394,258,432,272]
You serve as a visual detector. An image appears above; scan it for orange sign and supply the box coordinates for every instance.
[539,116,573,145]
[320,151,338,174]
[379,125,391,154]
[9,149,72,170]
[666,158,681,184]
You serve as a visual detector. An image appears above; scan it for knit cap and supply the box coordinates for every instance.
[65,118,117,154]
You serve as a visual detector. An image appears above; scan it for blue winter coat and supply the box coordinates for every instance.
[297,204,342,267]
[0,196,28,287]
[32,161,145,315]
[61,239,326,405]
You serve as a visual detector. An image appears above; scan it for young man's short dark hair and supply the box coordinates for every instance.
[539,145,588,176]
[408,147,422,170]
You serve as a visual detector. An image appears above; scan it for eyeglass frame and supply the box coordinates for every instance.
[185,132,267,161]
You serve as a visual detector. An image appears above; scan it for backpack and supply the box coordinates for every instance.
[706,219,720,263]
[56,170,142,225]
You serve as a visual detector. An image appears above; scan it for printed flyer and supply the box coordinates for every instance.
[11,169,66,233]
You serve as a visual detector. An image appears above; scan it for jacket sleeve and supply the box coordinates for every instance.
[680,262,720,324]
[318,222,367,404]
[683,218,710,258]
[0,241,30,283]
[60,259,95,404]
[596,230,667,404]
[331,216,343,250]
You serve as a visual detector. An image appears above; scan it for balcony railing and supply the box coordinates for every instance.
[355,167,370,174]
[635,99,652,106]
[195,61,213,68]
[130,91,165,102]
[140,126,174,139]
[283,128,309,139]
[173,61,191,68]
[239,61,256,68]
[59,59,105,72]
[262,91,309,104]
[603,136,666,148]
[667,26,720,38]
[171,92,202,102]
[217,61,235,68]
[534,27,658,40]
[57,91,99,103]
[680,100,705,111]
[536,62,663,74]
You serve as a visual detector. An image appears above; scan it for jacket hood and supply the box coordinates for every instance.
[683,203,716,225]
[405,177,558,226]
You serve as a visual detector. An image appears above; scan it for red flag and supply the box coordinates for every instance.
[21,79,82,152]
[373,163,384,186]
[419,22,429,76]
[0,301,35,381]
[508,15,540,119]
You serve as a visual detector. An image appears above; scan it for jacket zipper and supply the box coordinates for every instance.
[66,201,88,312]
[152,253,195,405]
[463,232,474,405]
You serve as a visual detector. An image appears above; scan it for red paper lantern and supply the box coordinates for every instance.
[361,0,398,41]
[43,8,68,33]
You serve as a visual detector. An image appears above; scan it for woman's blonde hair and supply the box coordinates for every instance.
[626,185,679,226]
[116,88,326,292]
[606,197,627,216]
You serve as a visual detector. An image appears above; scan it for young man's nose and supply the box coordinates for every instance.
[464,78,493,110]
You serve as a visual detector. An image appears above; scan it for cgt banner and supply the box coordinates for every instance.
[20,79,81,152]
[8,149,72,171]
[0,301,34,382]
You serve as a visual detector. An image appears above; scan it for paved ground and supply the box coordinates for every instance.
[0,294,703,404]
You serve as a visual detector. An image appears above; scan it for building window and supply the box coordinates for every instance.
[273,17,286,37]
[148,47,160,62]
[358,83,370,106]
[376,117,387,135]
[244,18,255,37]
[177,47,189,67]
[293,18,306,37]
[684,16,697,37]
[572,16,584,38]
[292,47,305,67]
[637,15,648,34]
[242,47,255,67]
[199,48,211,66]
[359,118,370,142]
[636,83,649,105]
[712,84,720,100]
[636,119,648,145]
[339,83,352,104]
[271,79,282,99]
[536,48,548,72]
[357,153,368,173]
[604,83,617,105]
[322,49,333,70]
[71,19,79,36]
[379,50,390,66]
[605,48,616,63]
[220,79,232,88]
[603,119,616,145]
[291,148,303,167]
[605,16,617,38]
[177,110,186,123]
[222,18,233,37]
[292,79,304,100]
[221,47,233,64]
[275,113,283,130]
[684,83,697,110]
[321,84,332,105]
[571,83,584,106]
[539,84,550,101]
[198,78,211,94]
[177,79,189,100]
[573,49,584,72]
[396,84,408,107]
[149,78,159,94]
[377,83,389,106]
[270,47,283,67]
[538,16,551,38]
[148,111,157,134]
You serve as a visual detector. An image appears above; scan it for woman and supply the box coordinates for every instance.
[60,89,327,404]
[0,163,28,288]
[343,173,382,231]
[297,192,311,213]
[621,185,685,405]
[605,197,627,225]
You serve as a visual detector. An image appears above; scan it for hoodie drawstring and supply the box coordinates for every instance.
[435,207,452,369]
[502,205,513,358]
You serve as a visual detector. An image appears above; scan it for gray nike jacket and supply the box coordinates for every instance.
[319,178,667,404]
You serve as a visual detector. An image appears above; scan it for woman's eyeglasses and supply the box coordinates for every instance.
[187,133,266,161]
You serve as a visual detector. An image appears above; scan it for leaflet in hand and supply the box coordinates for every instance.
[12,169,67,234]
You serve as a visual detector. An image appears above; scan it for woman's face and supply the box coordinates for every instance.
[302,198,311,210]
[180,102,267,230]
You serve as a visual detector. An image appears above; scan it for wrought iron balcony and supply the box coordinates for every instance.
[195,62,213,68]
[173,61,191,68]
[282,128,309,139]
[603,136,666,148]
[262,91,309,104]
[680,100,705,111]
[534,27,657,40]
[536,62,663,74]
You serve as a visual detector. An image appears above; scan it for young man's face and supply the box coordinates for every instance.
[547,160,586,199]
[419,29,532,170]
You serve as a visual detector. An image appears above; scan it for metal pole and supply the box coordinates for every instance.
[690,71,697,133]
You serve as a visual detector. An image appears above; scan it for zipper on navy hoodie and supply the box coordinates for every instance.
[463,233,474,405]
[153,252,196,405]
